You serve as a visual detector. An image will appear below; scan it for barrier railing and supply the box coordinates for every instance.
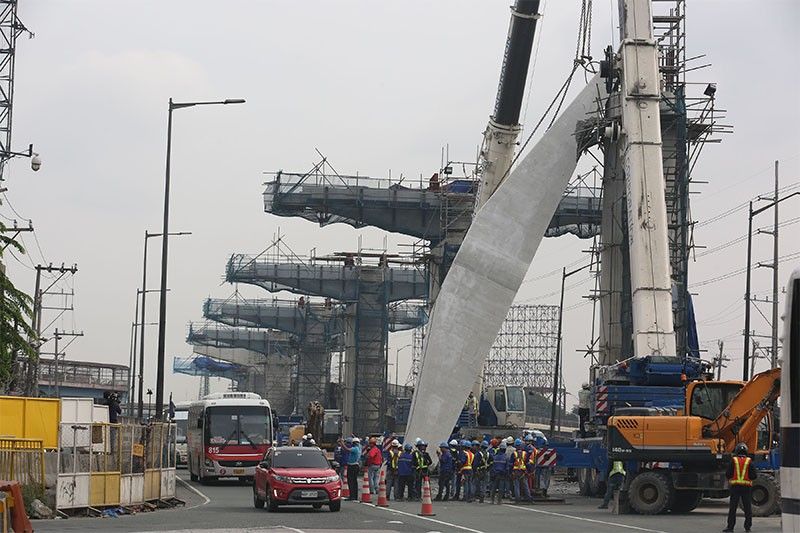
[0,438,45,489]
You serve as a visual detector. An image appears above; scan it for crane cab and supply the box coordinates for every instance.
[481,385,526,428]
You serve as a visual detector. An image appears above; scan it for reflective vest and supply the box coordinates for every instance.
[729,456,753,487]
[476,450,489,470]
[461,450,474,472]
[527,447,539,469]
[513,450,527,470]
[610,461,626,478]
[388,449,400,470]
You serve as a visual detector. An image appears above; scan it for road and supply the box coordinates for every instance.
[34,472,783,533]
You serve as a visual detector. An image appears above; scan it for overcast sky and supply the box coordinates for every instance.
[5,1,799,405]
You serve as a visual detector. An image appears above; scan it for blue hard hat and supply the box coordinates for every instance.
[481,440,489,448]
[404,443,413,450]
[418,440,428,447]
[514,438,523,447]
[439,441,448,448]
[499,442,508,449]
[461,439,470,447]
[524,434,534,441]
[471,440,480,447]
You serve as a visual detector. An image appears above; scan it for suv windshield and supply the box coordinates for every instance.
[206,406,271,446]
[273,449,330,469]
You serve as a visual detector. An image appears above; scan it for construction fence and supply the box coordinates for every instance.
[56,421,176,510]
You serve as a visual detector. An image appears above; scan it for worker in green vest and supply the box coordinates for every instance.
[598,460,626,509]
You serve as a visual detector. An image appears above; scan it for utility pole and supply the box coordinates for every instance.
[26,263,78,396]
[51,329,84,397]
[714,340,730,380]
[771,160,779,368]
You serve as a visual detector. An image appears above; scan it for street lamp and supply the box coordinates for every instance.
[155,97,244,420]
[550,262,592,438]
[742,189,799,380]
[138,230,190,420]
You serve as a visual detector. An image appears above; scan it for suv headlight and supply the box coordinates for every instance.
[325,475,340,483]
[272,475,291,483]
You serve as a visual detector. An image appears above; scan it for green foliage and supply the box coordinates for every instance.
[0,221,36,388]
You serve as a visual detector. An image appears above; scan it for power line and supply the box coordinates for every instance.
[691,250,800,288]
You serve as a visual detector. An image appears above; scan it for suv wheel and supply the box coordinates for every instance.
[253,484,265,509]
[265,485,279,512]
[329,500,341,512]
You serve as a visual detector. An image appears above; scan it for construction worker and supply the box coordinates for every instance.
[474,440,491,503]
[598,460,626,509]
[338,436,361,501]
[451,439,464,501]
[489,441,510,504]
[459,439,476,502]
[435,442,454,501]
[533,432,551,497]
[413,440,432,501]
[578,382,592,437]
[396,443,415,501]
[724,443,758,533]
[465,392,479,427]
[511,438,531,502]
[365,437,383,494]
[385,439,401,500]
[524,435,538,496]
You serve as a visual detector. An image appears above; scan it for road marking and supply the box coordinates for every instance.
[277,526,306,533]
[503,504,667,533]
[176,476,211,508]
[370,505,485,533]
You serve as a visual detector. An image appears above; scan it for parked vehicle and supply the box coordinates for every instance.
[253,446,342,512]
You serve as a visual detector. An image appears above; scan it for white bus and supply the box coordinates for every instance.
[187,392,273,483]
[173,401,191,467]
[782,268,799,533]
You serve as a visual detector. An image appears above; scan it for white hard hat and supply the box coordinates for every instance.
[505,436,514,444]
[582,382,590,389]
[352,437,360,443]
[391,439,400,447]
[415,437,422,444]
[306,433,313,438]
[310,439,316,445]
[449,439,458,446]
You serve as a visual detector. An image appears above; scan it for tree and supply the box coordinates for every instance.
[0,223,36,391]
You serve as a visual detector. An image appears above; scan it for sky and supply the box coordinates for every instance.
[4,1,799,405]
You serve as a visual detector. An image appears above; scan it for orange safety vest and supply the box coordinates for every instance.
[527,447,539,467]
[729,456,753,487]
[513,450,527,470]
[461,450,474,472]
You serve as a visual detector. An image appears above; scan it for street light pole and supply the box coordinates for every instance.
[154,98,244,419]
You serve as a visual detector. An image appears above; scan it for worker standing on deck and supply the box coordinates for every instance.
[385,440,400,500]
[396,443,415,501]
[598,460,626,509]
[435,442,454,501]
[511,439,532,502]
[578,382,591,437]
[724,443,757,533]
[466,392,478,427]
[460,439,476,502]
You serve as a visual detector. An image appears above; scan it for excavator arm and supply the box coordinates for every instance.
[704,367,781,452]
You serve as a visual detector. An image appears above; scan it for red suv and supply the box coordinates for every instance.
[253,446,342,512]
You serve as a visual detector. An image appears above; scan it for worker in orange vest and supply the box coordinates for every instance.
[724,442,758,532]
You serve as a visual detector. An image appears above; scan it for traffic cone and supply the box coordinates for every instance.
[376,468,389,507]
[341,466,350,499]
[360,470,372,503]
[418,475,435,516]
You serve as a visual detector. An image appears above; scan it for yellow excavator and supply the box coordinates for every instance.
[607,367,781,515]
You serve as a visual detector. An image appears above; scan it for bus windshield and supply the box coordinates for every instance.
[206,406,271,447]
[506,386,525,412]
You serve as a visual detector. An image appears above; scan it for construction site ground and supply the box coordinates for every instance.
[32,472,783,533]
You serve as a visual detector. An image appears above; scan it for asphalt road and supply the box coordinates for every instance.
[34,471,784,533]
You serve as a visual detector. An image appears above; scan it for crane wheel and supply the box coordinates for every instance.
[670,490,702,513]
[750,473,780,517]
[629,471,675,515]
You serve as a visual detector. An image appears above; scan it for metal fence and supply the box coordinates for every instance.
[0,438,45,488]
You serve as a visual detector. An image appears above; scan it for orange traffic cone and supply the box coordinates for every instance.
[360,470,372,503]
[418,475,435,516]
[376,468,389,507]
[341,466,350,499]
